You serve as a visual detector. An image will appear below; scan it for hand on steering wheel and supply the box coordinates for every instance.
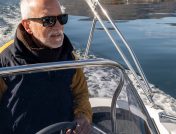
[36,121,77,134]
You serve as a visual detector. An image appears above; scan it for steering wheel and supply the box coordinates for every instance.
[36,121,77,134]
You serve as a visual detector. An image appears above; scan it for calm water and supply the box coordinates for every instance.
[62,0,176,99]
[65,16,176,99]
[0,0,176,98]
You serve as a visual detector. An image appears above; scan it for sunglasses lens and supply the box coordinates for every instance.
[58,14,68,25]
[43,17,56,27]
[41,14,68,27]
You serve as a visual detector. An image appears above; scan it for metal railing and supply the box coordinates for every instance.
[84,0,154,105]
[159,112,176,122]
[0,59,121,77]
[111,69,124,133]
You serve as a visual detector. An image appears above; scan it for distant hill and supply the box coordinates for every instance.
[0,0,175,19]
[60,0,176,20]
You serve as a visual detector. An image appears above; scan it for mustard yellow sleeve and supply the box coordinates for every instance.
[0,78,7,101]
[71,68,92,123]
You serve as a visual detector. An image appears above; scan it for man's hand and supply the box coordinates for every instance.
[74,114,91,134]
[66,114,91,134]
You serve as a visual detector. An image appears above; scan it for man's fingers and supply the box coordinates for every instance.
[66,129,76,134]
[75,123,91,134]
[74,114,92,134]
[75,123,82,133]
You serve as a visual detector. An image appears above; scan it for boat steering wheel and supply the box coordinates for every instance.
[36,121,77,134]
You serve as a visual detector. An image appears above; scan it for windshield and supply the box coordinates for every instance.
[0,60,158,133]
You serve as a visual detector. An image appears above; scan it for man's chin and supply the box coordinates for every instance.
[44,37,64,48]
[55,43,63,48]
[48,42,63,48]
[51,37,64,48]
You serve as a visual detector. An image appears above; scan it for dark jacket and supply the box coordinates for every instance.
[0,24,92,134]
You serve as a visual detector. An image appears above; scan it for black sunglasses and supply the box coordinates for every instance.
[27,14,68,27]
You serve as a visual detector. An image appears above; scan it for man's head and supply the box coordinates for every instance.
[20,0,66,48]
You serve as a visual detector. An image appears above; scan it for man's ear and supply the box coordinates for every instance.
[21,20,33,34]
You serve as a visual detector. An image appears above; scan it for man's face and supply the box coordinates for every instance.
[28,0,64,48]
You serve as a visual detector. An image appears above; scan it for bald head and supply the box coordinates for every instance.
[20,0,63,19]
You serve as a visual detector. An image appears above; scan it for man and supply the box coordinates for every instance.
[0,0,92,133]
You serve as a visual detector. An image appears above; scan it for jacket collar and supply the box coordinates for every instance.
[14,23,74,63]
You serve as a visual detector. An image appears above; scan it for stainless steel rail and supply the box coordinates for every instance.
[0,59,122,77]
[111,69,124,133]
[85,0,154,104]
[159,112,176,121]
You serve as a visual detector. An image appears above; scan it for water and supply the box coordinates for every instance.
[62,0,176,99]
[0,1,176,100]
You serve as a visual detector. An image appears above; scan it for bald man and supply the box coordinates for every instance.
[0,0,92,133]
